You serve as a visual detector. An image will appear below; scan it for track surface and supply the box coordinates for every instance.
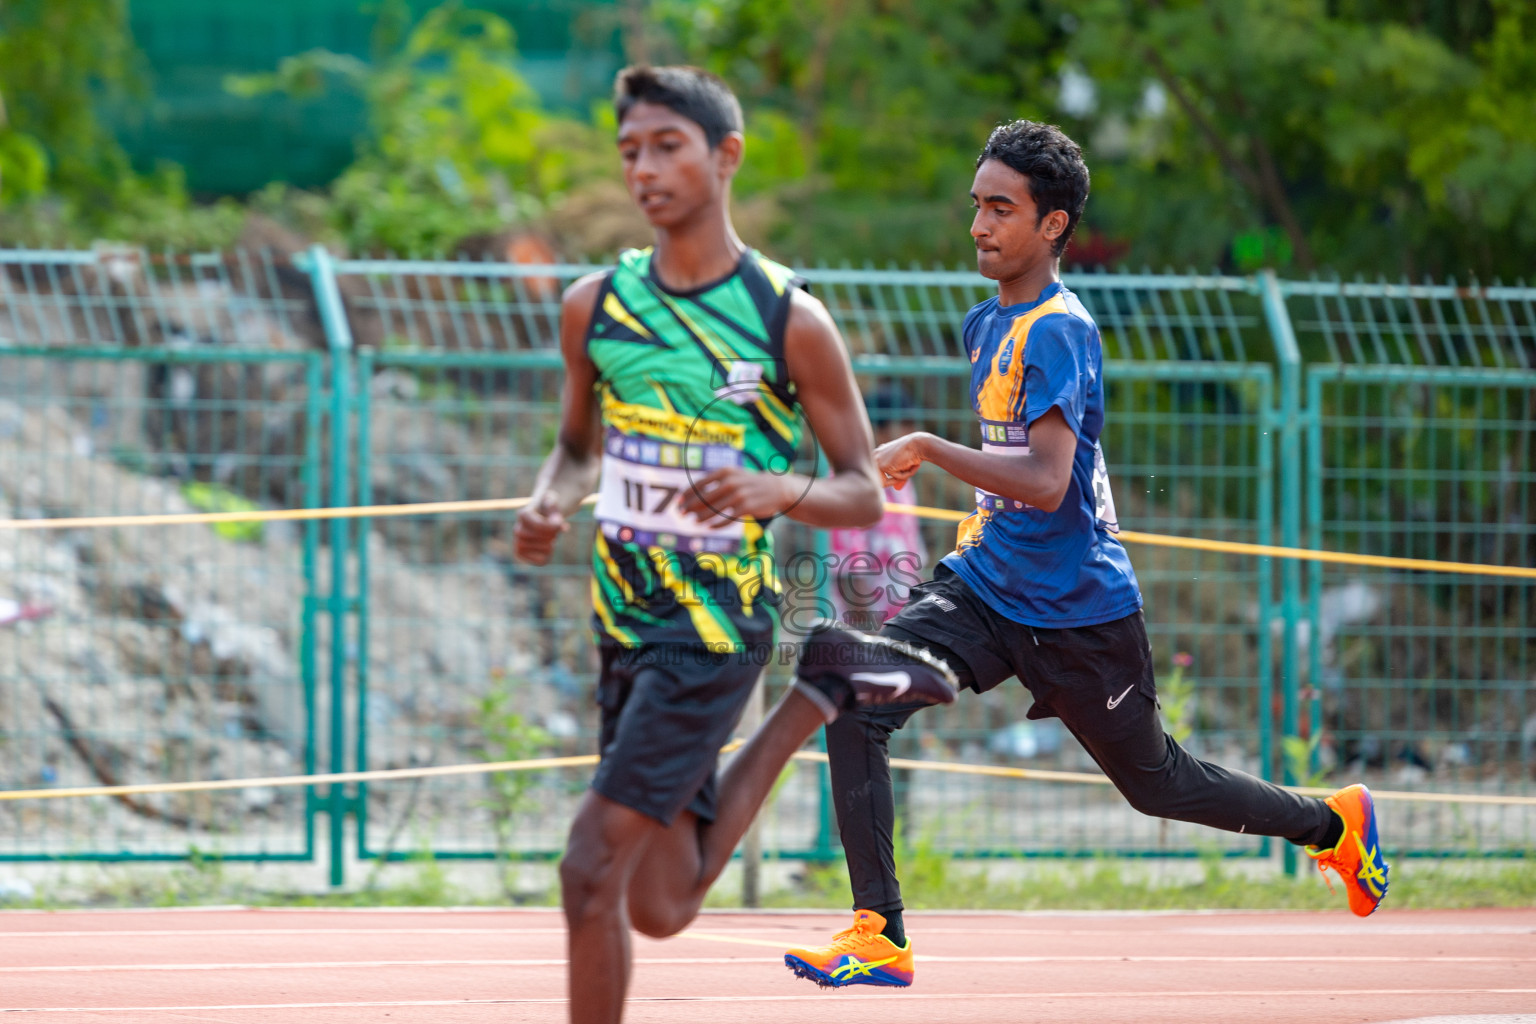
[1,906,1533,1022]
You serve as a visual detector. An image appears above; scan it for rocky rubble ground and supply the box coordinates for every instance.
[0,391,602,855]
[0,246,593,855]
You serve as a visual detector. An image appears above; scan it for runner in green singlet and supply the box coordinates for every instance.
[512,66,958,1024]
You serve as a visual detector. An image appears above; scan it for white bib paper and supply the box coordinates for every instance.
[594,429,745,552]
[975,416,1121,531]
[1091,441,1120,533]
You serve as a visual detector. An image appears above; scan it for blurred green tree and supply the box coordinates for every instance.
[654,0,1067,265]
[653,0,1536,277]
[0,0,136,204]
[228,1,614,255]
[0,0,249,248]
[1066,0,1536,277]
[7,0,1534,275]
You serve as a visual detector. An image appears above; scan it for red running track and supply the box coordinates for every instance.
[1,906,1533,1023]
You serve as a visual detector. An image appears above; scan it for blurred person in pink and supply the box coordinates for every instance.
[827,388,928,630]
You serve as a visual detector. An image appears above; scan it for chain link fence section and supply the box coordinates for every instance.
[1291,278,1536,855]
[3,248,1532,872]
[329,260,1288,861]
[0,248,324,860]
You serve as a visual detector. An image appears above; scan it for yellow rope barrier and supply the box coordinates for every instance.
[0,496,549,532]
[0,494,1532,579]
[0,491,1531,809]
[2,748,1532,806]
[882,503,1536,580]
[0,755,600,802]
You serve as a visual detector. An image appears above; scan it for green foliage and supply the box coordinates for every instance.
[475,670,554,900]
[1063,0,1536,277]
[1159,653,1197,745]
[1283,731,1331,788]
[19,850,1536,910]
[8,0,1536,276]
[0,0,135,203]
[655,0,1066,264]
[180,481,265,543]
[656,0,1536,277]
[388,848,456,905]
[89,168,250,251]
[0,0,243,249]
[227,1,613,256]
[0,112,48,204]
[757,852,1536,912]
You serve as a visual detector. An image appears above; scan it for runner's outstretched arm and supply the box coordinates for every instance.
[876,406,1076,512]
[513,274,605,566]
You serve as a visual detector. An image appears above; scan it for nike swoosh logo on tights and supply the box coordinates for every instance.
[1106,684,1136,710]
[850,671,911,698]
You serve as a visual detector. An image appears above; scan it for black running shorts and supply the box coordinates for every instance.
[879,563,1159,729]
[588,641,762,826]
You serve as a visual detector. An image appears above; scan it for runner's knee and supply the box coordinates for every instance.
[627,892,698,939]
[1118,779,1172,817]
[1098,735,1185,817]
[824,706,877,752]
[559,838,631,925]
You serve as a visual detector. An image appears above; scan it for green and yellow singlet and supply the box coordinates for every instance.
[585,246,806,652]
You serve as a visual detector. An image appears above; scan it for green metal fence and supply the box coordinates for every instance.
[0,249,326,861]
[1,247,1532,881]
[1286,279,1536,857]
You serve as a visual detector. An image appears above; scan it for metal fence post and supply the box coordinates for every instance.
[301,356,325,867]
[1259,269,1305,876]
[1255,369,1277,864]
[304,245,356,887]
[354,346,374,864]
[1305,370,1325,794]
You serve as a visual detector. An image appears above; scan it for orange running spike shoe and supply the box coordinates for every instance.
[1307,783,1390,917]
[784,909,914,988]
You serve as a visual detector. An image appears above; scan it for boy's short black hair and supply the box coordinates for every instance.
[977,121,1090,258]
[614,65,744,148]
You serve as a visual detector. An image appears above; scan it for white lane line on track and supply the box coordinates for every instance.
[0,929,570,939]
[3,955,1533,973]
[1179,925,1536,936]
[914,925,1536,937]
[3,924,1531,940]
[6,990,1536,1013]
[0,959,736,972]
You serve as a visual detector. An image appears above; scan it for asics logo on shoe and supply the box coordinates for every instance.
[1355,835,1388,897]
[1106,684,1135,709]
[831,955,900,980]
[850,671,911,698]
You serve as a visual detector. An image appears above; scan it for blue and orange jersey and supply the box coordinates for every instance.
[939,282,1142,627]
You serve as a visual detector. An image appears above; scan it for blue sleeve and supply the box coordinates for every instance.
[1021,313,1093,436]
[960,302,988,359]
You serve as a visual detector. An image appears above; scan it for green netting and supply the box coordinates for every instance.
[1287,279,1536,855]
[0,250,325,859]
[1,248,1531,877]
[334,260,1283,861]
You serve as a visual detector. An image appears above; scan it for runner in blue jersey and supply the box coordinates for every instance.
[783,121,1389,991]
[946,282,1138,627]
